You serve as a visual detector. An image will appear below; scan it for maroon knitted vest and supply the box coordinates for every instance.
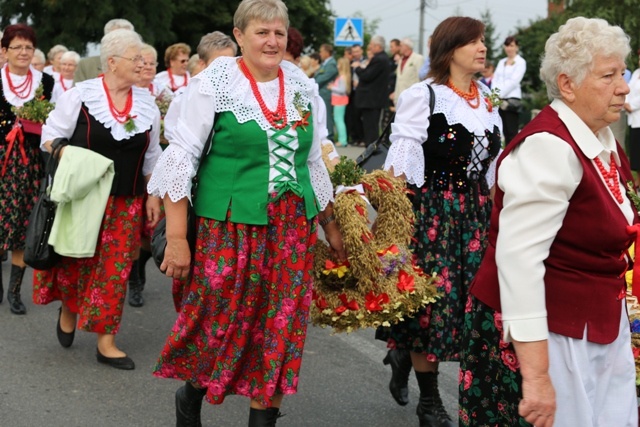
[471,105,638,344]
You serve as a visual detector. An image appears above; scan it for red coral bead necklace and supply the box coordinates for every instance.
[447,79,480,109]
[594,153,623,204]
[5,66,33,99]
[102,77,133,124]
[238,57,287,130]
[168,68,188,92]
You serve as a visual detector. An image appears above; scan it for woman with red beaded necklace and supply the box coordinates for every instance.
[381,17,502,426]
[462,17,638,427]
[32,29,163,371]
[154,43,191,94]
[0,24,54,316]
[148,1,345,425]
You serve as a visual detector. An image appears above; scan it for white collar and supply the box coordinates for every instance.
[74,77,158,141]
[196,56,316,131]
[1,65,44,107]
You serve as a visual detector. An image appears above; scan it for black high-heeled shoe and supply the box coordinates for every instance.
[383,349,412,406]
[56,307,75,348]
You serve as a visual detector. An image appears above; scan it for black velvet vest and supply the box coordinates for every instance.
[68,104,150,196]
[422,112,501,196]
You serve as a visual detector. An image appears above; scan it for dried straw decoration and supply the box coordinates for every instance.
[312,169,439,333]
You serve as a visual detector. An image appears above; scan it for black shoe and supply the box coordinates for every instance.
[175,383,206,427]
[128,281,144,307]
[415,372,455,427]
[248,407,283,427]
[7,264,26,315]
[383,349,411,406]
[96,348,135,370]
[56,307,75,348]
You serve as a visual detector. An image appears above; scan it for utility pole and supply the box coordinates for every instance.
[418,0,426,55]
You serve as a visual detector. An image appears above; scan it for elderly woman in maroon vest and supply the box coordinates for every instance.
[33,28,163,370]
[460,17,638,427]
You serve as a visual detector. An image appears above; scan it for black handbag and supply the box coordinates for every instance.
[356,85,435,172]
[24,139,68,270]
[151,126,214,270]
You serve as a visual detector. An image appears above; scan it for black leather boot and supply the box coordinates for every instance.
[248,407,282,427]
[175,382,206,427]
[128,260,144,307]
[7,264,26,315]
[383,348,411,406]
[415,371,455,427]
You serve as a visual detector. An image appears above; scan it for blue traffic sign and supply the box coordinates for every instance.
[334,17,364,47]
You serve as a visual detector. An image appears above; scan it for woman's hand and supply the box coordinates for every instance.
[519,373,556,427]
[161,237,191,279]
[512,339,556,427]
[324,221,347,262]
[145,195,162,228]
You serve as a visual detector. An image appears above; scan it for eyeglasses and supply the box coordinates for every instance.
[7,45,35,52]
[178,59,188,64]
[113,55,144,63]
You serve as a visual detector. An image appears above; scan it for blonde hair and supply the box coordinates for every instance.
[337,56,351,94]
[164,43,191,68]
[233,0,289,32]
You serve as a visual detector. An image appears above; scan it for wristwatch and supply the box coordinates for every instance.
[319,214,335,227]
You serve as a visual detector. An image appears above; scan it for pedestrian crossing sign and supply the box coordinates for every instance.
[334,17,364,47]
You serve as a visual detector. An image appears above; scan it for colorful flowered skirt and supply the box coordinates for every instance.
[458,296,530,426]
[153,193,317,407]
[388,185,491,361]
[33,196,142,335]
[0,133,43,251]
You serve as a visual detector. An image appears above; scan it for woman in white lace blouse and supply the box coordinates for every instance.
[147,0,345,426]
[381,16,502,426]
[34,28,163,371]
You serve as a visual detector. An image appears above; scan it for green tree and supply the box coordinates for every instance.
[0,0,175,55]
[480,9,499,64]
[0,0,334,62]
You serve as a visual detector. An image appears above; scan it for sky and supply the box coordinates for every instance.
[328,0,549,55]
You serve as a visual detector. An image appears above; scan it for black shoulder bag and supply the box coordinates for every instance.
[24,138,68,270]
[356,84,436,172]
[151,126,215,270]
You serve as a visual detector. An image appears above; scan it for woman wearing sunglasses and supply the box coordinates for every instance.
[154,43,191,93]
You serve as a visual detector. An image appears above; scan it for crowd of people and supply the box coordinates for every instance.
[0,0,639,426]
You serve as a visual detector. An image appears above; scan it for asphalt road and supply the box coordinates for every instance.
[0,144,459,427]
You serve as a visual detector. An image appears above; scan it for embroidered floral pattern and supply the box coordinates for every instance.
[33,196,142,334]
[154,193,317,408]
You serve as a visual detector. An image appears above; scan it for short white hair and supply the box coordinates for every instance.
[540,17,630,100]
[100,29,143,71]
[400,38,414,49]
[32,48,45,64]
[104,19,134,35]
[60,50,80,64]
[47,44,68,61]
[370,35,385,49]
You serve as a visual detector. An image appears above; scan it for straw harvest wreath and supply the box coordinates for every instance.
[311,156,439,333]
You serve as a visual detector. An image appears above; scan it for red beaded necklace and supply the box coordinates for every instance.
[446,79,479,109]
[238,58,287,130]
[101,77,133,124]
[594,153,623,204]
[168,68,188,92]
[5,67,33,99]
[59,74,69,91]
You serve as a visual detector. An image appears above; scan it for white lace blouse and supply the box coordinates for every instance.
[1,65,45,107]
[147,56,334,210]
[41,78,162,176]
[384,80,503,188]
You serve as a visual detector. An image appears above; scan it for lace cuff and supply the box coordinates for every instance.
[308,158,334,211]
[147,144,196,202]
[384,138,425,187]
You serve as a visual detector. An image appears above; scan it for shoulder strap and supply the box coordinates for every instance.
[191,125,215,200]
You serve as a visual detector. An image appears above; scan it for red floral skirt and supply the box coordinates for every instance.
[33,196,143,335]
[154,193,317,407]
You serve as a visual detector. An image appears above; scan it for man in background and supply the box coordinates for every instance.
[314,43,339,141]
[393,38,423,105]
